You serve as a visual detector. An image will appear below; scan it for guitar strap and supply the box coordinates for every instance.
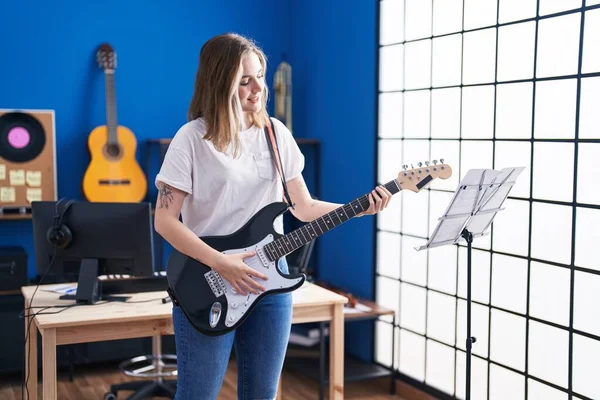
[265,118,295,210]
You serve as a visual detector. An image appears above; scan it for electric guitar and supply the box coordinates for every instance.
[82,43,147,203]
[166,161,452,336]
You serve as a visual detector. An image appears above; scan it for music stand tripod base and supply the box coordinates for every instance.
[415,167,525,400]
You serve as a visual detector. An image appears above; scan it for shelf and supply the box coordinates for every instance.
[146,138,173,145]
[0,213,32,220]
[285,355,392,384]
[147,137,320,146]
[344,300,395,322]
[295,138,321,145]
[0,290,22,296]
[284,292,396,399]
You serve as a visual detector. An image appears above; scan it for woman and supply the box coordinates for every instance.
[154,33,392,400]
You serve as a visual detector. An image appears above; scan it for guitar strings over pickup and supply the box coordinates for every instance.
[255,235,273,268]
[255,247,271,269]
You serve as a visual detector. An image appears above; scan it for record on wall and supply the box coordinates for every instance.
[0,109,57,217]
[0,112,47,163]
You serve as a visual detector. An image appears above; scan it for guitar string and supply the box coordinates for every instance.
[264,179,401,261]
[104,72,118,144]
[272,179,399,256]
[264,179,399,259]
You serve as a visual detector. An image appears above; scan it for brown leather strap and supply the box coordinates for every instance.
[265,118,295,209]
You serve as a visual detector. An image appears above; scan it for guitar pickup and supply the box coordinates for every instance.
[255,247,271,269]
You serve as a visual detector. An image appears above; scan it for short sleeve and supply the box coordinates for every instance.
[155,145,193,195]
[272,118,304,182]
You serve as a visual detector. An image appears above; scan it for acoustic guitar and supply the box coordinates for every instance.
[82,43,147,203]
[166,161,452,336]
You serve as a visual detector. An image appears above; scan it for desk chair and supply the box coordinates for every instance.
[104,335,177,400]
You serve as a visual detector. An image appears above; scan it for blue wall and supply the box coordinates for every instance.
[0,0,378,362]
[289,0,378,362]
[0,0,292,277]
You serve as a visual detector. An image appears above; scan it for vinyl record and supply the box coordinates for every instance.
[0,112,46,163]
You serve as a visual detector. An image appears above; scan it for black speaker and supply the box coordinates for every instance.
[0,246,28,291]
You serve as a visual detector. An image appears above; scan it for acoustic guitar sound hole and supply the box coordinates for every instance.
[103,143,123,160]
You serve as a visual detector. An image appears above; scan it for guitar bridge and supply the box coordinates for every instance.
[98,179,131,185]
[204,269,226,298]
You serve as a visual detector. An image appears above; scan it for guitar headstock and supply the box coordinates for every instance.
[96,43,117,70]
[396,159,452,193]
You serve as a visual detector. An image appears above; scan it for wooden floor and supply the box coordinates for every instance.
[0,360,405,400]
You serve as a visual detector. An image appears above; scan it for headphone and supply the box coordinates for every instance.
[46,198,75,249]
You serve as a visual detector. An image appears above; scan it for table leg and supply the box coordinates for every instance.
[319,321,326,400]
[42,329,57,400]
[329,304,344,400]
[24,299,38,400]
[276,377,282,400]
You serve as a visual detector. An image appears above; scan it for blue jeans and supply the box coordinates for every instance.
[172,258,293,400]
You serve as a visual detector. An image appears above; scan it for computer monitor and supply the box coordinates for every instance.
[31,199,155,304]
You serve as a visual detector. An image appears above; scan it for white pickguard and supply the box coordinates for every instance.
[214,234,303,328]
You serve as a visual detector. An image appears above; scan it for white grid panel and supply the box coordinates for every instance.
[376,1,600,399]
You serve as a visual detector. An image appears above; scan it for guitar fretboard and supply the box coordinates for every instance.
[262,179,401,262]
[104,71,118,145]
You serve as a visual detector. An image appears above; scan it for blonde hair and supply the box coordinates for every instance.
[188,33,270,158]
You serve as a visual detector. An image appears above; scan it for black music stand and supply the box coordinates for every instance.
[416,167,525,400]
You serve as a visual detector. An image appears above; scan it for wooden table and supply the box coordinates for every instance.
[22,282,348,400]
[287,297,397,400]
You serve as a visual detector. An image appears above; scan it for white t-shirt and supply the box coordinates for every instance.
[155,117,305,237]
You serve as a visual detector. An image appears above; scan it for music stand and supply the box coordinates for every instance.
[416,167,525,400]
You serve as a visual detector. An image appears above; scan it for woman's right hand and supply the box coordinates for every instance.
[213,251,268,295]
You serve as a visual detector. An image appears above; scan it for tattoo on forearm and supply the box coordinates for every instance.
[158,182,174,209]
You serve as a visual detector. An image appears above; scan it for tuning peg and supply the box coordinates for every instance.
[403,164,408,170]
[440,158,444,164]
[418,162,422,167]
[433,160,438,165]
[425,161,430,167]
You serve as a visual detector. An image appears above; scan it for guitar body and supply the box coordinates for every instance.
[83,125,147,202]
[83,43,147,203]
[166,202,306,336]
[165,161,452,336]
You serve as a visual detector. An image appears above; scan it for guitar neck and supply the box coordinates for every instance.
[263,179,402,262]
[104,70,118,145]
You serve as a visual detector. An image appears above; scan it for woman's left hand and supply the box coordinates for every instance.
[356,185,393,217]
